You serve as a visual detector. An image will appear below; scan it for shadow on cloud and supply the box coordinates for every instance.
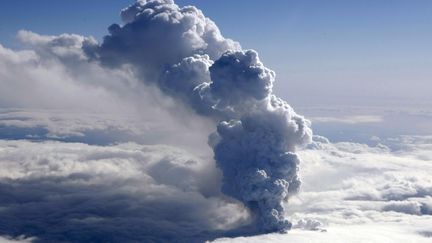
[0,140,257,243]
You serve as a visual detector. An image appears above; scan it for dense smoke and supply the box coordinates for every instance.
[86,0,312,232]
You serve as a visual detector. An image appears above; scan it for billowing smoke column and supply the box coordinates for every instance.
[85,0,312,233]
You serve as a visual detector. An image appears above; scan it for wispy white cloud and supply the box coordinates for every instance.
[310,115,383,124]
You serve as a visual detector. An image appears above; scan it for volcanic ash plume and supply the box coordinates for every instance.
[207,51,312,232]
[85,0,312,233]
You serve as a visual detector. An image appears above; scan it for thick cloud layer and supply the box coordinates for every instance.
[0,140,249,242]
[0,131,430,242]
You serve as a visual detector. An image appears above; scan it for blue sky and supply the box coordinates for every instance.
[1,0,431,107]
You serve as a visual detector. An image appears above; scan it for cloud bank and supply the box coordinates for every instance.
[0,140,249,242]
[0,128,430,242]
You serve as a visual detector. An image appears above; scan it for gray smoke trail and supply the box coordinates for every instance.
[84,0,312,233]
